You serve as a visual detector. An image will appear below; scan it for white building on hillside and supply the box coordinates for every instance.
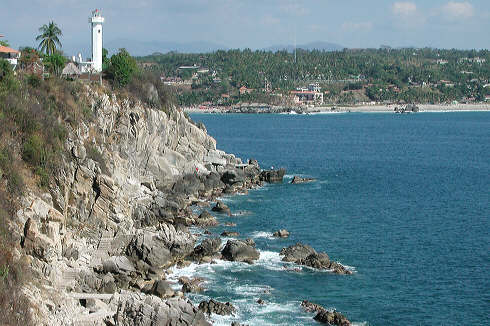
[90,9,104,72]
[75,9,105,73]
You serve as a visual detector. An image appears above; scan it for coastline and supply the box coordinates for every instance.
[185,103,490,114]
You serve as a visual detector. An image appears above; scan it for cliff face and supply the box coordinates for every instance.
[13,86,254,325]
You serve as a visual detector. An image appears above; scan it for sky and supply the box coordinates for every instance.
[1,0,489,55]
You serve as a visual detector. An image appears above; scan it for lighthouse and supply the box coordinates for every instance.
[89,9,104,72]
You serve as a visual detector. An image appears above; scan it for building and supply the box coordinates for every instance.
[290,90,323,106]
[0,45,20,70]
[90,9,104,72]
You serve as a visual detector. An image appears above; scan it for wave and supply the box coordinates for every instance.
[250,231,274,240]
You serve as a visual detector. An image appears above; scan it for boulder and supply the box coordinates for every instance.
[198,299,236,316]
[280,243,352,275]
[301,300,326,314]
[102,256,136,274]
[221,240,260,263]
[195,210,219,227]
[314,310,351,326]
[211,200,231,216]
[280,243,316,262]
[221,231,239,237]
[180,277,205,293]
[273,229,290,238]
[259,168,286,183]
[151,280,175,298]
[291,176,316,184]
[191,238,221,261]
[126,232,172,268]
[114,291,211,326]
[221,170,245,185]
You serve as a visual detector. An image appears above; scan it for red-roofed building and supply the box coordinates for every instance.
[290,90,324,105]
[0,45,21,70]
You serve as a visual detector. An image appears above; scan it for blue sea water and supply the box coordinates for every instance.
[177,112,490,326]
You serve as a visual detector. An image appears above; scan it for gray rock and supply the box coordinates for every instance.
[314,309,351,326]
[280,243,316,262]
[114,291,211,326]
[191,238,221,261]
[152,280,175,298]
[196,210,218,227]
[273,229,290,238]
[198,299,236,316]
[259,168,286,183]
[221,231,239,237]
[221,240,260,263]
[212,200,231,216]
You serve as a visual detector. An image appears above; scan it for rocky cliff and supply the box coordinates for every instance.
[11,86,263,325]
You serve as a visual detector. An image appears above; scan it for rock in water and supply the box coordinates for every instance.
[280,243,352,275]
[273,229,290,237]
[211,200,231,216]
[221,231,240,237]
[191,237,222,261]
[198,299,236,316]
[221,240,260,263]
[314,310,351,326]
[259,168,286,183]
[280,243,316,262]
[196,210,218,227]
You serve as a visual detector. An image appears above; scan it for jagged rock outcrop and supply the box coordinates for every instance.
[280,243,352,274]
[259,168,286,183]
[190,237,221,262]
[221,239,260,263]
[301,300,351,326]
[212,200,231,216]
[198,299,236,316]
[12,87,259,325]
[115,291,211,326]
[273,229,290,238]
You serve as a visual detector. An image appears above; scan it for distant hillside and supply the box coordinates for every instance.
[104,39,228,56]
[264,41,344,52]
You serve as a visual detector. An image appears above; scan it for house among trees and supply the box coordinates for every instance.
[0,34,21,70]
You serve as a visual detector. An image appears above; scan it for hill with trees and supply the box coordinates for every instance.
[137,48,490,107]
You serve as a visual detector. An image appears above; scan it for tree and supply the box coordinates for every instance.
[0,39,9,47]
[102,48,109,71]
[107,49,138,87]
[43,52,66,76]
[36,21,62,55]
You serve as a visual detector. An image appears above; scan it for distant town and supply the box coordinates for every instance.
[137,48,489,110]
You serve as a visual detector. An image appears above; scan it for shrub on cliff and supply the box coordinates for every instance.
[106,48,138,88]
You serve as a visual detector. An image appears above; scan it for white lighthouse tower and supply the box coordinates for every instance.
[89,9,104,72]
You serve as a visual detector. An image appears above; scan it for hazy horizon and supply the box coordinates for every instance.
[2,1,489,57]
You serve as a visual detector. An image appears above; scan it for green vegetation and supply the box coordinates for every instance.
[138,48,490,106]
[43,52,67,76]
[0,39,9,47]
[36,21,63,55]
[106,48,139,87]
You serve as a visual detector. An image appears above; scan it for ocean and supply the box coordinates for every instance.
[174,112,490,325]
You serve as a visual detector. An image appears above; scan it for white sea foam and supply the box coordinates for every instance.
[256,250,285,271]
[250,231,275,240]
[233,210,252,217]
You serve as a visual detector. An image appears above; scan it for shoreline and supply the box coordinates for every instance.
[185,103,490,114]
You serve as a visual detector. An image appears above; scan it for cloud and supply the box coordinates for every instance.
[392,2,417,16]
[442,1,474,20]
[342,21,373,32]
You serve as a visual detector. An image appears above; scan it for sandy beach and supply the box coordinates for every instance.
[184,103,490,114]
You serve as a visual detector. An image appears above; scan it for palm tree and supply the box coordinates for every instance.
[36,21,62,55]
